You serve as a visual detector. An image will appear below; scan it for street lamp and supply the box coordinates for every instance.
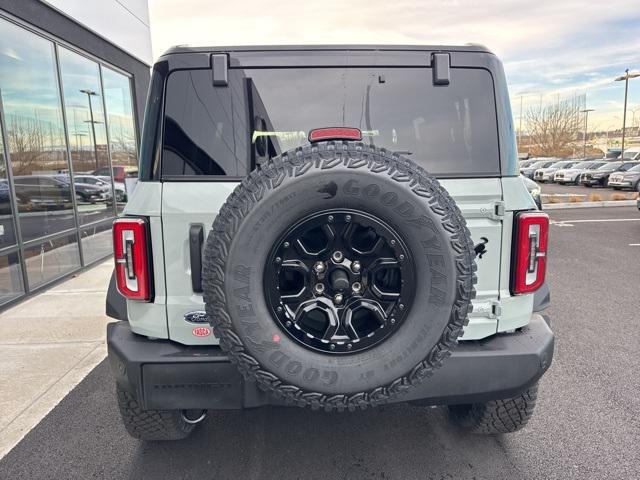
[614,69,640,158]
[580,108,594,158]
[79,88,103,170]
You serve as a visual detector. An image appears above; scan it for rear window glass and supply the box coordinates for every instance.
[162,67,500,178]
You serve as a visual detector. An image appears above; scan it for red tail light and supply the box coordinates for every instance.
[511,211,549,295]
[308,127,362,142]
[113,217,152,301]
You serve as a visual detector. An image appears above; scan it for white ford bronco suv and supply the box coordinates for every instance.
[106,45,554,440]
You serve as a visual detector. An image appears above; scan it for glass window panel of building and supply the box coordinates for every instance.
[0,19,78,245]
[58,47,116,227]
[0,116,25,305]
[102,67,137,211]
[0,116,18,250]
[22,233,81,289]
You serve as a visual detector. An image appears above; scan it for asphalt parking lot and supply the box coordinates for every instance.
[1,206,638,480]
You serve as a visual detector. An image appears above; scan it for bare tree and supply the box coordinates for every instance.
[6,115,46,175]
[524,99,579,157]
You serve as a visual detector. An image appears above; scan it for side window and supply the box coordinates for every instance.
[162,70,245,176]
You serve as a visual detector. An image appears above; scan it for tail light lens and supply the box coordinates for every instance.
[512,211,549,295]
[113,217,152,301]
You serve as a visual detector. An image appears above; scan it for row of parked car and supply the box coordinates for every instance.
[0,166,136,214]
[520,146,640,191]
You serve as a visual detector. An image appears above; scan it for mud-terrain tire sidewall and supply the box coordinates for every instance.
[203,143,475,405]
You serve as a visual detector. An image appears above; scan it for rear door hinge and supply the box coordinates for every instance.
[491,301,502,318]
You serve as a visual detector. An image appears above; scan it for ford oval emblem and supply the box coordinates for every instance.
[184,311,209,323]
[192,326,212,337]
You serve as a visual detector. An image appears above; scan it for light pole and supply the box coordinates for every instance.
[614,69,640,158]
[580,108,594,158]
[79,88,102,170]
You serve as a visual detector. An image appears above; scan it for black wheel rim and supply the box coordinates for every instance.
[264,209,415,354]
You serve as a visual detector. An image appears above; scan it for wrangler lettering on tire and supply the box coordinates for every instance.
[202,141,477,411]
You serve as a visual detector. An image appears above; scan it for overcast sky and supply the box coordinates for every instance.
[148,0,640,130]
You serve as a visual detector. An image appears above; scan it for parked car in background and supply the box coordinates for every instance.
[607,164,640,190]
[55,174,111,203]
[521,174,542,209]
[533,160,579,183]
[93,165,138,183]
[519,159,537,169]
[554,160,607,185]
[521,159,557,179]
[620,146,640,160]
[13,175,74,210]
[73,174,127,201]
[0,179,10,215]
[580,161,640,187]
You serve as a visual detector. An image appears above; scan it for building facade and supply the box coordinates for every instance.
[0,0,151,308]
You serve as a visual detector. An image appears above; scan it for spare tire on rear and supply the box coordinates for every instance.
[202,141,476,411]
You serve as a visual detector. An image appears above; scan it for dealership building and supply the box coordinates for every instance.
[0,0,152,308]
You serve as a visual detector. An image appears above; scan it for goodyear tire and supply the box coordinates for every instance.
[202,141,476,411]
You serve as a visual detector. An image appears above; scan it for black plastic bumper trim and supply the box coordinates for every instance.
[105,271,127,321]
[533,281,551,312]
[107,314,554,410]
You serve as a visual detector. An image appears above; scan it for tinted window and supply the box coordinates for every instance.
[162,67,500,177]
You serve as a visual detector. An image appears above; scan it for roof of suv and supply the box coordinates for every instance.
[163,44,494,56]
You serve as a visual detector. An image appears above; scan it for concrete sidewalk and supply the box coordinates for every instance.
[0,260,113,459]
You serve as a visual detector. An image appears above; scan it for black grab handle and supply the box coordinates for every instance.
[189,224,204,293]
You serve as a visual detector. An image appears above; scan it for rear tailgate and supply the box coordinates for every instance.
[161,178,504,344]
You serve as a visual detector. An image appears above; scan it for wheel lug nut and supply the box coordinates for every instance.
[334,293,344,304]
[390,318,396,324]
[283,241,290,248]
[345,214,352,222]
[351,261,361,273]
[275,256,281,264]
[314,261,325,273]
[330,344,336,350]
[277,306,283,313]
[332,251,344,263]
[328,215,334,222]
[347,343,353,350]
[314,283,325,294]
[351,282,362,294]
[399,254,405,261]
[399,303,405,310]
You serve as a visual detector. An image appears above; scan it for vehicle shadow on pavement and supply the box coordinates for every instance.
[0,360,525,480]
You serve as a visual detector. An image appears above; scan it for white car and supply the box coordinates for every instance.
[554,160,606,184]
[533,160,579,183]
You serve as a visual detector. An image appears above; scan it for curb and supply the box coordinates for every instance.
[542,200,638,210]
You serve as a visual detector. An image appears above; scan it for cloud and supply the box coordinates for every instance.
[148,0,640,126]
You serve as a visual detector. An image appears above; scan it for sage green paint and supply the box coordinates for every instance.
[124,175,539,344]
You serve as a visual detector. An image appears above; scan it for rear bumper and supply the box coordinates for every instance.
[107,315,554,410]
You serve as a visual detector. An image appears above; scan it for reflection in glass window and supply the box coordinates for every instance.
[58,47,115,225]
[0,116,18,250]
[102,67,138,210]
[0,251,24,306]
[23,234,80,289]
[0,19,77,243]
[80,220,113,264]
